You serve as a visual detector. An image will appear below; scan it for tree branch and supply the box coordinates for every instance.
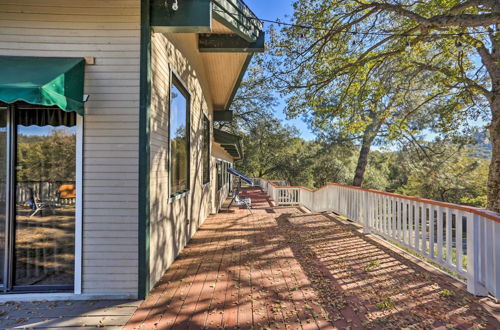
[366,2,500,28]
[412,61,491,97]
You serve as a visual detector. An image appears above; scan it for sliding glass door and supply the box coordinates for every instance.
[0,102,76,292]
[0,107,6,290]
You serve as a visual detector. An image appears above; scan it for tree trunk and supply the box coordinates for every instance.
[487,95,500,213]
[353,127,378,187]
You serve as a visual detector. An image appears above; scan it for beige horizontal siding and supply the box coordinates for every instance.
[0,0,140,296]
[149,32,217,288]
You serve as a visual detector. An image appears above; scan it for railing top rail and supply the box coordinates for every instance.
[257,178,500,223]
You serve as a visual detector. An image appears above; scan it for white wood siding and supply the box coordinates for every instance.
[0,0,140,296]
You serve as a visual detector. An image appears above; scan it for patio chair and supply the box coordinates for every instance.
[233,193,252,214]
[28,185,58,217]
[225,168,254,214]
[30,199,48,217]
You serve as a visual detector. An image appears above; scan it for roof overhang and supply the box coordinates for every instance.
[150,0,264,110]
[214,128,243,159]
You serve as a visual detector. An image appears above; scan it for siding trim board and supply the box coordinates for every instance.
[138,0,152,299]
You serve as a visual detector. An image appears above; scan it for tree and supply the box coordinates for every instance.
[310,142,358,187]
[287,57,451,187]
[221,55,277,134]
[17,130,76,182]
[236,118,304,180]
[270,0,500,212]
[396,141,489,207]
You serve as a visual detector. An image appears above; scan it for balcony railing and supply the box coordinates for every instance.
[254,178,500,300]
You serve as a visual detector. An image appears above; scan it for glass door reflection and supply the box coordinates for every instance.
[14,106,76,289]
[0,107,6,290]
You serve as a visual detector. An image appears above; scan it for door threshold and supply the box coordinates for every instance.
[0,292,138,302]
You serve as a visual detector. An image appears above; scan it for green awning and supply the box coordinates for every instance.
[214,129,243,159]
[0,56,85,115]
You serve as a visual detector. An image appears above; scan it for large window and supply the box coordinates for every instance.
[169,75,190,197]
[216,160,232,191]
[202,115,210,184]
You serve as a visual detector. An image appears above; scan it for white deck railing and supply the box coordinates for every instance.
[253,178,500,300]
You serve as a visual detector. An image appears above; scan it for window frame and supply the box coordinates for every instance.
[168,71,191,200]
[216,160,222,191]
[0,102,83,294]
[202,114,210,185]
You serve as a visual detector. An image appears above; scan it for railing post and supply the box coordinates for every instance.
[490,218,500,298]
[467,213,488,296]
[363,190,371,234]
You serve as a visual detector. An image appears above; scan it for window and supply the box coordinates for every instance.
[169,75,190,197]
[202,115,210,184]
[225,163,229,185]
[216,160,233,191]
[216,160,222,191]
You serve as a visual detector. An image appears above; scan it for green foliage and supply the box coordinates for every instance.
[395,142,489,207]
[230,55,489,209]
[237,116,489,208]
[222,54,277,134]
[364,259,381,271]
[376,298,396,310]
[17,130,76,182]
[439,289,456,298]
[266,0,497,206]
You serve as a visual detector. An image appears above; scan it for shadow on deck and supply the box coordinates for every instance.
[126,187,499,329]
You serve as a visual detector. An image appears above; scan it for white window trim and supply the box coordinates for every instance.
[74,115,83,294]
[168,68,191,200]
[202,113,211,187]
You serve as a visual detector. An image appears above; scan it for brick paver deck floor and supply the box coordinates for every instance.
[125,188,499,329]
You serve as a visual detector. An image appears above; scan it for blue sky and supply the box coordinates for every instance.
[245,0,317,140]
[244,0,490,144]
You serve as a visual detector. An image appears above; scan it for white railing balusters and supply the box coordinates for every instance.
[446,209,453,267]
[437,207,444,264]
[422,203,428,256]
[393,199,398,240]
[456,210,464,273]
[415,203,421,253]
[399,199,404,242]
[253,178,500,299]
[403,200,408,244]
[429,205,436,260]
[409,201,415,249]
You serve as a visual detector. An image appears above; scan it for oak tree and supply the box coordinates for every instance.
[271,0,500,212]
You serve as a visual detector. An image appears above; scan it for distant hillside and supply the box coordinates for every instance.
[470,131,492,159]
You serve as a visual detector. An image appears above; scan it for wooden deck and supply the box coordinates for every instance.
[125,188,499,329]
